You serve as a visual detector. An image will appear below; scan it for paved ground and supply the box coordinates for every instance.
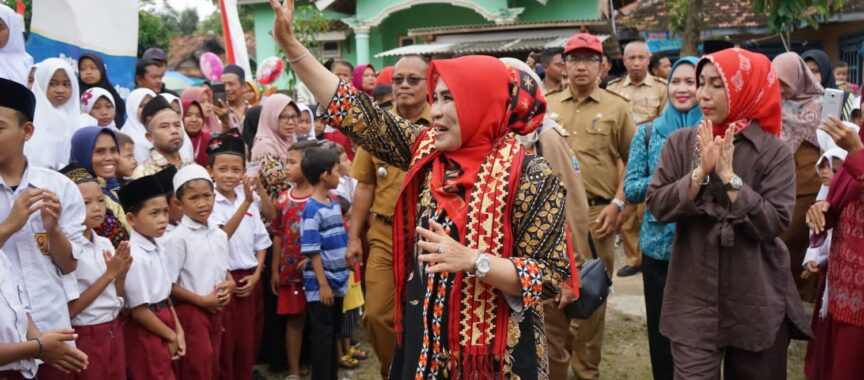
[263,248,811,380]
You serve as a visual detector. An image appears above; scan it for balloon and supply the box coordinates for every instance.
[199,52,224,82]
[257,57,285,86]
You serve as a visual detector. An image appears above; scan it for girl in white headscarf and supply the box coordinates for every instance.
[295,103,317,141]
[26,58,80,169]
[80,87,116,129]
[121,88,157,163]
[0,4,33,85]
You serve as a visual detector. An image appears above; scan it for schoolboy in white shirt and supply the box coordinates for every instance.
[206,133,271,380]
[119,170,185,380]
[163,164,233,379]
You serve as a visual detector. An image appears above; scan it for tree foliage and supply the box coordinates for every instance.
[138,9,170,56]
[750,0,843,50]
[2,0,31,35]
[197,5,255,36]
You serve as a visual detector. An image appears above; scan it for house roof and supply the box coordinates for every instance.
[166,33,256,72]
[619,0,767,31]
[408,19,606,37]
[620,0,864,32]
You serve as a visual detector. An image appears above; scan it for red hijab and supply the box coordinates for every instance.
[352,64,375,95]
[182,100,212,167]
[697,48,782,137]
[392,55,546,377]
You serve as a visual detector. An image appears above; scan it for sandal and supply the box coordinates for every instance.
[338,355,360,369]
[347,346,369,361]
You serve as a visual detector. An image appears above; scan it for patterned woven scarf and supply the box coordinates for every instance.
[393,130,526,378]
[392,59,545,378]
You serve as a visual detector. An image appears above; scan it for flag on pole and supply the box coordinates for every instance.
[219,0,252,80]
[25,0,138,98]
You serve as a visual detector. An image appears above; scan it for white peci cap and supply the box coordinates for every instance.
[173,164,212,192]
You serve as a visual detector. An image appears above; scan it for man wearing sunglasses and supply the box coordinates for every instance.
[345,54,432,379]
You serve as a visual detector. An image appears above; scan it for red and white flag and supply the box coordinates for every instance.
[219,0,251,79]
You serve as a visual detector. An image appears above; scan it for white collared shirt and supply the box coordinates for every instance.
[0,251,37,378]
[71,232,123,326]
[210,187,271,271]
[124,230,172,309]
[163,216,230,296]
[0,164,85,331]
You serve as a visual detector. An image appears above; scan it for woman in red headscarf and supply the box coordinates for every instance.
[269,2,569,379]
[646,48,812,378]
[804,115,864,378]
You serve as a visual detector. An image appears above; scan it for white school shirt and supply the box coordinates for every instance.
[0,251,38,378]
[163,216,230,296]
[0,164,85,331]
[210,187,272,271]
[70,232,123,326]
[124,230,172,309]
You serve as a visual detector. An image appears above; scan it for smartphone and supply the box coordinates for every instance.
[821,88,845,121]
[212,82,227,106]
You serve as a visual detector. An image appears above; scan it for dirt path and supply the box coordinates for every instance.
[263,253,810,379]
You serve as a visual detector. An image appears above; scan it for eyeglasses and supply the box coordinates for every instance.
[393,76,426,86]
[278,114,299,123]
[565,55,601,64]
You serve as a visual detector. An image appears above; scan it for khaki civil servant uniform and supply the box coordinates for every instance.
[546,86,636,380]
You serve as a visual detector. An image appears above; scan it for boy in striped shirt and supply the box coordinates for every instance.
[300,147,350,380]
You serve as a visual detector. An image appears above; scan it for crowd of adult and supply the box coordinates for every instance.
[1,0,864,379]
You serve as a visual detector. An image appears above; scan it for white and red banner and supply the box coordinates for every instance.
[219,0,251,80]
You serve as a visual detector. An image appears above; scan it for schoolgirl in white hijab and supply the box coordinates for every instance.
[0,4,33,85]
[121,88,157,163]
[79,87,115,129]
[25,58,80,169]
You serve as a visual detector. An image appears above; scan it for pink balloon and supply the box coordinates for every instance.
[199,52,224,82]
[256,57,285,86]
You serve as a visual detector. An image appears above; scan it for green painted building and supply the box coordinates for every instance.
[240,0,608,72]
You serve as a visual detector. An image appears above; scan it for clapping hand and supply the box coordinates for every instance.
[697,120,721,174]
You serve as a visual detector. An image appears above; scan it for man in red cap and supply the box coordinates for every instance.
[546,32,636,380]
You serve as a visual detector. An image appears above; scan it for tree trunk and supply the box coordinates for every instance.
[681,0,703,56]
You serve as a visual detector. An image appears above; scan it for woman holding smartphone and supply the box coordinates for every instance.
[771,52,825,303]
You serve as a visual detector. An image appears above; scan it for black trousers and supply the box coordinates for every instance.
[307,297,344,380]
[643,254,674,380]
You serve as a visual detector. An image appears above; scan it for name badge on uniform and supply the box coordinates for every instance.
[34,233,49,256]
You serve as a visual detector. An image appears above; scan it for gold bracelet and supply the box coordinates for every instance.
[287,49,310,64]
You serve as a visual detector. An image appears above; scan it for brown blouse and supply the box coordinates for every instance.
[646,123,812,351]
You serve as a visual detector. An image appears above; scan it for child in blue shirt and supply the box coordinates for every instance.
[300,147,350,380]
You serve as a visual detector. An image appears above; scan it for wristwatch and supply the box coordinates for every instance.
[611,198,626,212]
[474,252,491,279]
[723,175,743,191]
